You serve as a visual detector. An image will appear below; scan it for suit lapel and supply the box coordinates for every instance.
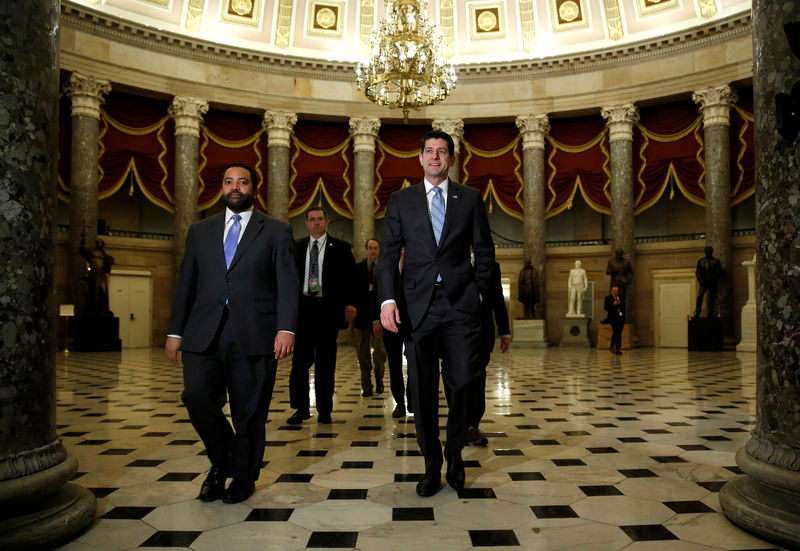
[227,212,263,272]
[439,181,462,248]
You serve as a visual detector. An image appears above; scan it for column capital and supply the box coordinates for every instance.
[262,110,298,148]
[432,119,464,154]
[65,73,111,120]
[168,96,209,138]
[601,104,639,141]
[515,114,550,150]
[692,85,738,127]
[348,117,381,153]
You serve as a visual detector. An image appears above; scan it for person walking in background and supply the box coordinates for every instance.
[165,163,298,504]
[354,238,386,397]
[288,206,357,425]
[604,285,625,354]
[378,130,496,497]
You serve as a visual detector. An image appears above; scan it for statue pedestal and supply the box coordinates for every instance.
[597,323,633,350]
[688,318,723,351]
[71,314,121,351]
[559,317,591,347]
[737,302,756,352]
[513,319,547,348]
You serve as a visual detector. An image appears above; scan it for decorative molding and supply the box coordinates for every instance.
[693,84,738,127]
[603,0,624,41]
[59,4,751,83]
[263,110,298,147]
[469,2,506,42]
[359,0,375,57]
[221,0,263,27]
[0,439,67,482]
[440,0,455,59]
[275,0,293,49]
[432,119,464,154]
[185,0,205,32]
[306,1,345,39]
[697,0,717,19]
[601,103,639,141]
[551,0,589,32]
[65,73,111,119]
[168,96,209,137]
[348,117,381,152]
[518,0,536,54]
[515,115,550,150]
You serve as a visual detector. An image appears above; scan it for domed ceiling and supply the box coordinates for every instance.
[67,0,751,65]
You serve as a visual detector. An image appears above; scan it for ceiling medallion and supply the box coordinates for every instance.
[230,0,253,16]
[559,1,580,23]
[316,7,336,29]
[355,0,457,123]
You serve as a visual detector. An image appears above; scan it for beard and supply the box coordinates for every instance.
[223,191,254,212]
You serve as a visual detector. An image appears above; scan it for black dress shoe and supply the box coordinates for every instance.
[361,389,373,397]
[445,450,465,491]
[318,413,332,424]
[287,409,311,425]
[198,465,226,502]
[467,427,488,447]
[415,472,442,497]
[375,382,384,394]
[222,479,255,503]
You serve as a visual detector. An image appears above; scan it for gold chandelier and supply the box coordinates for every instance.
[356,0,457,123]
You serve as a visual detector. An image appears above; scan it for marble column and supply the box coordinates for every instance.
[693,85,737,335]
[65,73,111,312]
[515,114,550,319]
[168,96,208,277]
[601,104,639,323]
[0,2,96,549]
[432,119,464,182]
[263,110,297,222]
[719,1,800,546]
[349,117,381,260]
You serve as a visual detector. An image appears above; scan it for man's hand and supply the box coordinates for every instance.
[372,320,383,339]
[344,305,357,323]
[500,336,511,353]
[274,331,294,360]
[380,303,401,333]
[165,336,182,365]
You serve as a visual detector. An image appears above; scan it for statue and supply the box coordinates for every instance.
[566,260,588,317]
[517,260,539,318]
[693,246,723,319]
[80,236,114,315]
[605,248,633,302]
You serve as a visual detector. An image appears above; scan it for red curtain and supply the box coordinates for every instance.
[199,110,266,210]
[731,87,754,205]
[462,123,524,218]
[375,125,425,217]
[546,115,609,217]
[289,120,353,218]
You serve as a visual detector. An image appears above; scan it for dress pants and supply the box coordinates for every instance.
[290,296,339,416]
[408,286,481,473]
[610,321,624,351]
[355,326,386,393]
[383,329,410,410]
[181,309,277,482]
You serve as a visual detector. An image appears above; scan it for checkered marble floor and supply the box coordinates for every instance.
[53,345,787,551]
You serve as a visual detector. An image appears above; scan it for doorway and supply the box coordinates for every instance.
[108,270,152,348]
[653,269,696,348]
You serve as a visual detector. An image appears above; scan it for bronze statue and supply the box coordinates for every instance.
[693,246,723,319]
[517,260,539,318]
[80,236,114,315]
[605,248,633,302]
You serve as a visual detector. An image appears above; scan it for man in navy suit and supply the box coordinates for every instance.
[378,130,495,496]
[287,206,357,425]
[166,163,298,504]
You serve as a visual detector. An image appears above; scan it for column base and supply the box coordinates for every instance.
[720,448,800,550]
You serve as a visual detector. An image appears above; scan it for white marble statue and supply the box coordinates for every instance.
[566,260,588,317]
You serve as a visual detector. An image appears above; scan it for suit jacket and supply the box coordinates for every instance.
[294,234,357,331]
[377,181,495,330]
[480,261,511,354]
[604,294,626,326]
[168,211,299,356]
[353,259,378,330]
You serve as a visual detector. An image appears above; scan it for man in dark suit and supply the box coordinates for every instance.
[287,206,357,425]
[354,238,386,397]
[604,285,625,354]
[378,130,495,497]
[166,163,298,504]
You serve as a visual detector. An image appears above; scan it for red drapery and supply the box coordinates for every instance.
[374,124,425,217]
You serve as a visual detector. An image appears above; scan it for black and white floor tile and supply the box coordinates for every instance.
[54,345,786,550]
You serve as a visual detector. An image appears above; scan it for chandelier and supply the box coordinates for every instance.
[356,0,457,123]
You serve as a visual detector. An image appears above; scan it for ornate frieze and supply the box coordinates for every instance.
[601,103,640,141]
[348,117,381,152]
[275,0,293,49]
[516,115,550,150]
[168,96,209,137]
[440,0,455,59]
[359,0,375,57]
[693,85,738,127]
[185,0,205,32]
[65,73,111,120]
[519,0,536,54]
[263,110,298,148]
[603,0,624,41]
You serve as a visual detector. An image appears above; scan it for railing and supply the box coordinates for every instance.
[57,225,173,241]
[492,228,755,249]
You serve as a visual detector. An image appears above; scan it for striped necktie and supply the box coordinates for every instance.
[430,187,445,245]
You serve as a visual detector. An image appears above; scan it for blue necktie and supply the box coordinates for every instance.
[431,187,445,245]
[224,214,241,268]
